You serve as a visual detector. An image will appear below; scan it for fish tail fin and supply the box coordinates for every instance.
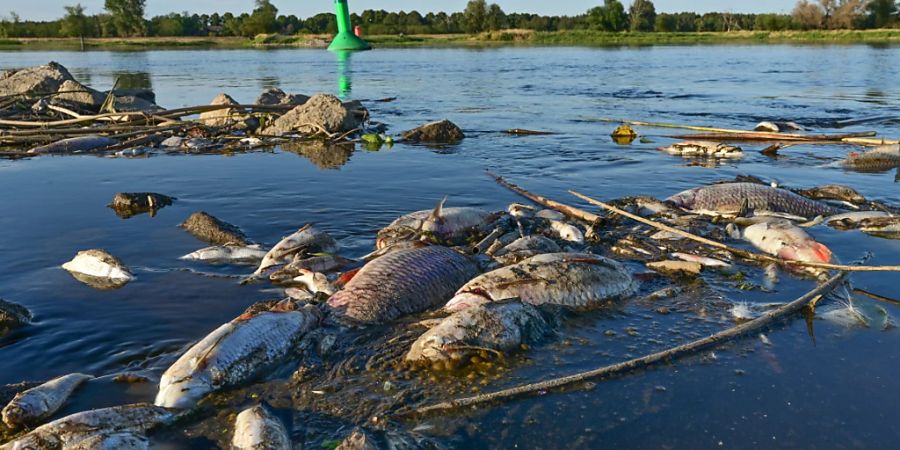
[430,196,448,223]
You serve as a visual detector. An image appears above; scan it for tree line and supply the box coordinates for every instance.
[0,0,897,39]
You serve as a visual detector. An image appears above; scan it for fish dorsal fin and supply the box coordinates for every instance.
[429,196,448,223]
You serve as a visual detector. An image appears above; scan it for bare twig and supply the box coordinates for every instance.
[486,171,601,223]
[412,271,848,416]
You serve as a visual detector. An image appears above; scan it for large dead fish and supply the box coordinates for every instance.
[823,211,892,230]
[2,373,93,428]
[28,135,117,155]
[375,198,497,249]
[493,235,561,265]
[797,184,866,204]
[154,305,321,408]
[65,432,148,450]
[405,300,552,364]
[62,249,133,287]
[326,246,480,325]
[858,216,900,239]
[444,253,637,311]
[0,403,172,450]
[179,244,268,264]
[842,144,900,172]
[251,225,338,278]
[742,219,832,264]
[232,404,292,450]
[666,182,840,219]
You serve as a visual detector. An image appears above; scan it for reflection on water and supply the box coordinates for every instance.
[335,50,352,99]
[111,71,153,90]
[280,140,354,169]
[258,75,280,91]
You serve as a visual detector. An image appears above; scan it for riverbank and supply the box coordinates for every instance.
[0,29,897,51]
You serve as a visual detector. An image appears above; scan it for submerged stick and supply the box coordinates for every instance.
[414,272,848,415]
[570,190,900,273]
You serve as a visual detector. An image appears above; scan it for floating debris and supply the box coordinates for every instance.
[658,141,742,158]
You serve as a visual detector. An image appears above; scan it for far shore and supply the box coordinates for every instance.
[1,29,898,50]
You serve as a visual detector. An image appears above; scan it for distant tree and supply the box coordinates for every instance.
[793,0,825,29]
[463,0,488,33]
[60,4,89,38]
[0,12,18,37]
[828,0,866,28]
[866,0,898,27]
[587,0,627,31]
[104,0,145,36]
[629,0,657,31]
[485,4,507,31]
[241,0,279,36]
[655,13,677,32]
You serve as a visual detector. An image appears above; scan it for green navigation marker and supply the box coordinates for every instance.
[328,0,371,52]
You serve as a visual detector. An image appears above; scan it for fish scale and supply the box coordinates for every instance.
[327,246,480,325]
[667,182,841,219]
[445,253,637,310]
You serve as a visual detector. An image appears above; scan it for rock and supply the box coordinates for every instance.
[646,260,703,277]
[261,93,367,136]
[400,119,464,144]
[51,79,104,113]
[179,212,250,246]
[256,87,308,106]
[335,429,377,450]
[199,93,242,127]
[111,88,155,104]
[110,94,163,113]
[0,62,75,97]
[1,298,32,336]
[108,192,175,219]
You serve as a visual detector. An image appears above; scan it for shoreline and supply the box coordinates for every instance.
[0,29,897,51]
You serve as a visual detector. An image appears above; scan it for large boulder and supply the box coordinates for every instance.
[199,93,242,127]
[256,88,308,107]
[400,119,464,144]
[51,79,105,113]
[0,62,75,97]
[262,93,367,136]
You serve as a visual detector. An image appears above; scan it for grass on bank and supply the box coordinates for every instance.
[0,29,897,50]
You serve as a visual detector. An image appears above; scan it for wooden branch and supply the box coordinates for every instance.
[412,271,848,415]
[486,171,601,223]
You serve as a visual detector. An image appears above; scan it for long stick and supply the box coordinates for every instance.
[570,190,900,273]
[413,271,847,415]
[670,131,876,142]
[0,104,292,128]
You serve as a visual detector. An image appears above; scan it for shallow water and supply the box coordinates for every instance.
[1,46,899,448]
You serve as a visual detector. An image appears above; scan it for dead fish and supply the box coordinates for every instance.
[28,135,117,155]
[548,220,584,244]
[842,144,900,172]
[666,182,840,219]
[535,209,565,221]
[2,373,93,428]
[405,300,551,364]
[284,287,314,302]
[360,240,429,261]
[268,254,353,282]
[155,305,321,408]
[376,198,495,249]
[233,404,291,450]
[507,203,535,218]
[0,299,31,336]
[251,225,338,278]
[743,219,832,264]
[180,211,250,246]
[291,269,335,295]
[493,235,561,265]
[671,252,731,268]
[180,244,268,264]
[859,216,900,239]
[0,403,172,450]
[824,211,892,230]
[658,141,742,158]
[631,196,677,217]
[754,121,803,132]
[445,253,637,311]
[62,249,133,286]
[326,246,480,325]
[797,185,866,204]
[108,192,174,219]
[65,431,148,450]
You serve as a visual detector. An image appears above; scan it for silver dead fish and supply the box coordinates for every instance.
[841,144,900,172]
[743,219,832,264]
[251,225,338,277]
[444,253,637,311]
[179,244,268,264]
[233,404,292,450]
[269,254,353,283]
[154,305,321,408]
[2,373,93,428]
[666,182,840,219]
[65,431,148,450]
[406,300,551,364]
[62,249,133,287]
[0,403,172,450]
[28,135,117,155]
[858,216,900,239]
[658,141,742,158]
[493,235,561,265]
[326,246,480,325]
[375,198,495,249]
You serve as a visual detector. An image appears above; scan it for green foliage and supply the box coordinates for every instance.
[629,0,657,32]
[60,4,89,37]
[464,0,488,33]
[866,0,898,28]
[587,0,627,31]
[104,0,146,36]
[241,0,279,37]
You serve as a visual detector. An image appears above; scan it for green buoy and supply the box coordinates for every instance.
[328,0,370,52]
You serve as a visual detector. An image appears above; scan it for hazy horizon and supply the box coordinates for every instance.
[11,1,796,22]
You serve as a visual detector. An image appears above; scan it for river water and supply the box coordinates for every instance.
[1,46,898,449]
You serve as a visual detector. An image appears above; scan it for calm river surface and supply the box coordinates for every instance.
[1,45,899,449]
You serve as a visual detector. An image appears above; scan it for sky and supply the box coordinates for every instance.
[9,1,798,22]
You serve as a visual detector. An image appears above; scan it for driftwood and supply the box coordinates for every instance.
[0,103,293,128]
[670,131,876,142]
[412,271,848,415]
[486,172,900,273]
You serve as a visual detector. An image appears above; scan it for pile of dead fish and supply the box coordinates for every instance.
[3,173,899,449]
